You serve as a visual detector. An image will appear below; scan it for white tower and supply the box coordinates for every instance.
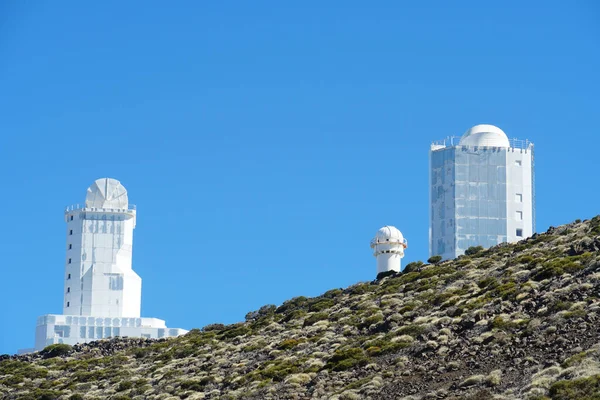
[430,124,535,260]
[370,226,408,274]
[20,178,188,354]
[63,178,141,318]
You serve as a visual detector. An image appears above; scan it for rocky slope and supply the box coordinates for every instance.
[3,216,600,400]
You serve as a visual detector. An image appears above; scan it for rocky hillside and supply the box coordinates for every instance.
[3,217,600,400]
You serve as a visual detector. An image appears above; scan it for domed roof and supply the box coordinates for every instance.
[373,226,404,243]
[459,124,510,148]
[85,178,129,209]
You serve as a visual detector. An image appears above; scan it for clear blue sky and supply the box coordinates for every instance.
[1,1,598,354]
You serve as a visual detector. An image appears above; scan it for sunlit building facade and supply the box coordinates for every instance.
[429,125,535,260]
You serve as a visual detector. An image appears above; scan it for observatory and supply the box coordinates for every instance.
[429,124,535,260]
[21,178,187,353]
[370,226,408,274]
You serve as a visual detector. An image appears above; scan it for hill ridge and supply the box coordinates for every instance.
[2,216,600,400]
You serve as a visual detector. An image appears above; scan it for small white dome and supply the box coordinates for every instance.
[373,226,404,243]
[85,178,129,209]
[459,124,510,148]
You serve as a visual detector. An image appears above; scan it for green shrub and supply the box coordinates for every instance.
[477,276,498,289]
[0,360,48,380]
[131,347,151,359]
[358,314,384,329]
[117,380,133,391]
[493,281,518,300]
[180,376,215,390]
[42,343,73,358]
[323,288,343,298]
[308,298,335,312]
[550,301,573,313]
[69,395,84,400]
[427,255,442,264]
[276,296,309,314]
[477,259,495,269]
[562,351,588,368]
[549,374,600,400]
[396,324,425,337]
[533,258,584,281]
[403,261,424,273]
[376,270,397,280]
[303,312,328,326]
[219,324,252,339]
[347,283,374,295]
[202,323,226,332]
[489,317,528,331]
[364,338,411,355]
[277,338,304,350]
[465,246,484,256]
[253,360,301,381]
[280,309,307,323]
[324,348,369,371]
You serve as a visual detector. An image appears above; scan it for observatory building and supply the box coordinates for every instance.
[371,226,408,274]
[429,124,535,260]
[22,178,187,353]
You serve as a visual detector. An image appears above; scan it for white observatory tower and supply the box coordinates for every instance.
[370,226,408,274]
[430,124,535,260]
[20,178,188,353]
[64,178,141,318]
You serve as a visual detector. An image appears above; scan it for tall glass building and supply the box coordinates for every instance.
[429,124,535,260]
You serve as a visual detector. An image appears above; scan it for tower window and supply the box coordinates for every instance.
[67,287,70,293]
[66,302,70,307]
[69,244,72,250]
[68,258,72,264]
[516,229,523,237]
[516,211,523,221]
[70,215,74,221]
[515,193,523,202]
[67,273,71,280]
[69,230,73,235]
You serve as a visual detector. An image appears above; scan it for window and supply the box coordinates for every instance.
[69,244,72,250]
[515,160,522,166]
[515,193,523,202]
[70,215,74,221]
[107,274,124,290]
[516,211,523,221]
[67,287,70,293]
[69,229,73,235]
[67,273,71,280]
[516,229,523,237]
[66,301,70,307]
[68,258,72,264]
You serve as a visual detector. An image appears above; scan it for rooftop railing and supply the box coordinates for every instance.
[431,136,533,150]
[65,204,136,213]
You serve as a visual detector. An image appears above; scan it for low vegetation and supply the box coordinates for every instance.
[1,216,599,399]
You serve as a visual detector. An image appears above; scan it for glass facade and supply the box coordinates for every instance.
[430,141,534,260]
[454,147,508,253]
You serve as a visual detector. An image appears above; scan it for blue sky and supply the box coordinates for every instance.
[0,1,598,354]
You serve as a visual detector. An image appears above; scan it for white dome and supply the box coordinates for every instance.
[85,178,129,209]
[373,226,404,243]
[459,124,510,148]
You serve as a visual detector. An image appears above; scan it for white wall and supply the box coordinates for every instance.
[32,314,188,351]
[506,146,534,242]
[63,209,141,318]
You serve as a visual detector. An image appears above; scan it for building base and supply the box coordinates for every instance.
[20,314,188,353]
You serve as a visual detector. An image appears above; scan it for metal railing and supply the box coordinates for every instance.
[65,204,136,213]
[370,238,408,248]
[431,136,533,150]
